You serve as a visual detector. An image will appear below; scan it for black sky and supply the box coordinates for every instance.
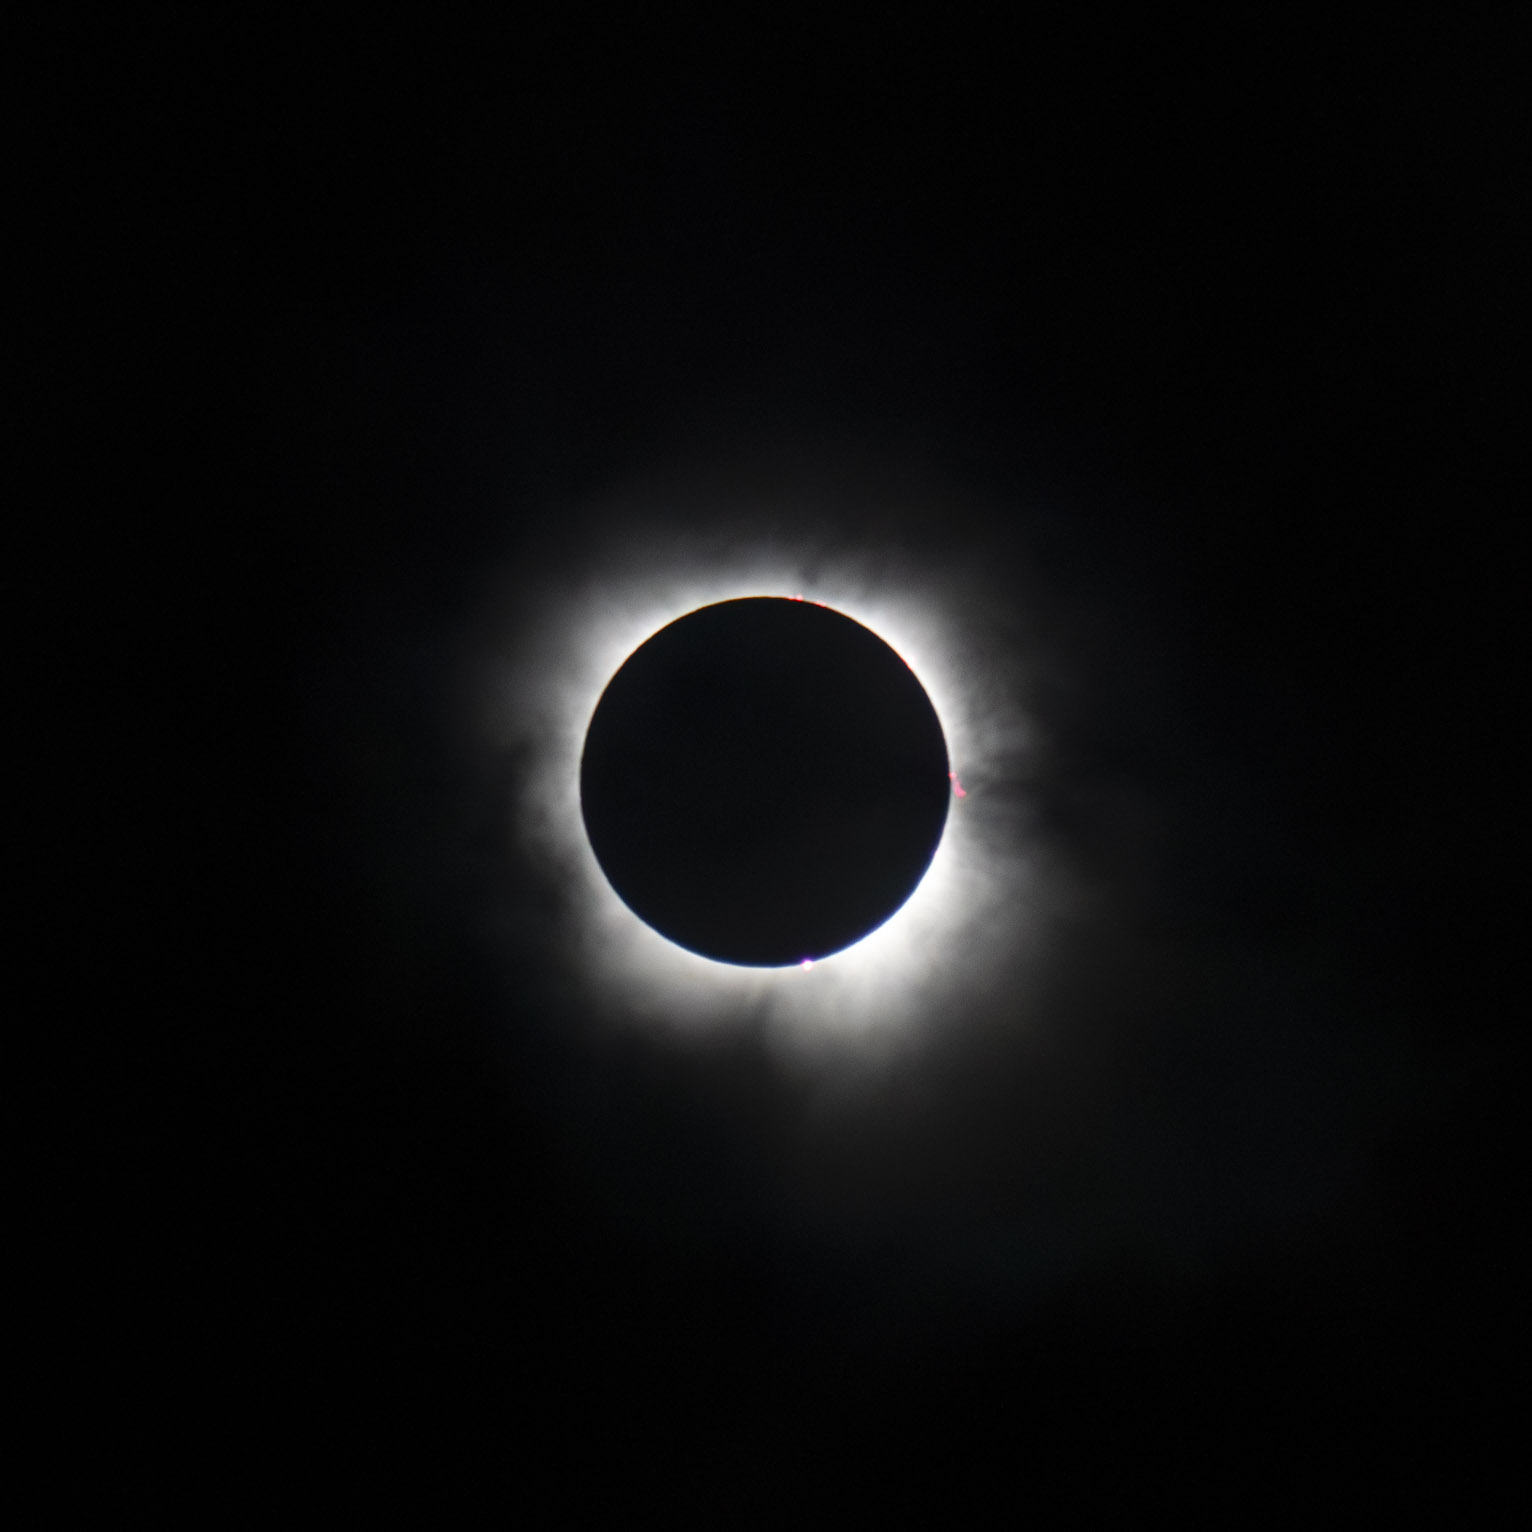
[40,15,1520,1516]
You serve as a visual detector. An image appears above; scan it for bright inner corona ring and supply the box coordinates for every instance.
[472,500,1050,1060]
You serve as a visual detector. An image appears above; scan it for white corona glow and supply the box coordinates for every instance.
[470,471,1062,1063]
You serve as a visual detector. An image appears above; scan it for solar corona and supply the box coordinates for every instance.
[483,519,1041,1053]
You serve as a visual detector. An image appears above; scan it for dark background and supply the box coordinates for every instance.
[39,15,1519,1515]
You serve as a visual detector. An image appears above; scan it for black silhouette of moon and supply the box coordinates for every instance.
[580,597,951,966]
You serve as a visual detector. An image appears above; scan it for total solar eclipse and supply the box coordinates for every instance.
[579,597,951,966]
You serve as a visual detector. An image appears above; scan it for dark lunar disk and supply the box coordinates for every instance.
[580,597,951,966]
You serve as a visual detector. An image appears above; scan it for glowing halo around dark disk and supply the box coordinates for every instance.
[475,504,1053,1059]
[579,596,952,967]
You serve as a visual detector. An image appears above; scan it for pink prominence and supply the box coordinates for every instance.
[949,772,967,798]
